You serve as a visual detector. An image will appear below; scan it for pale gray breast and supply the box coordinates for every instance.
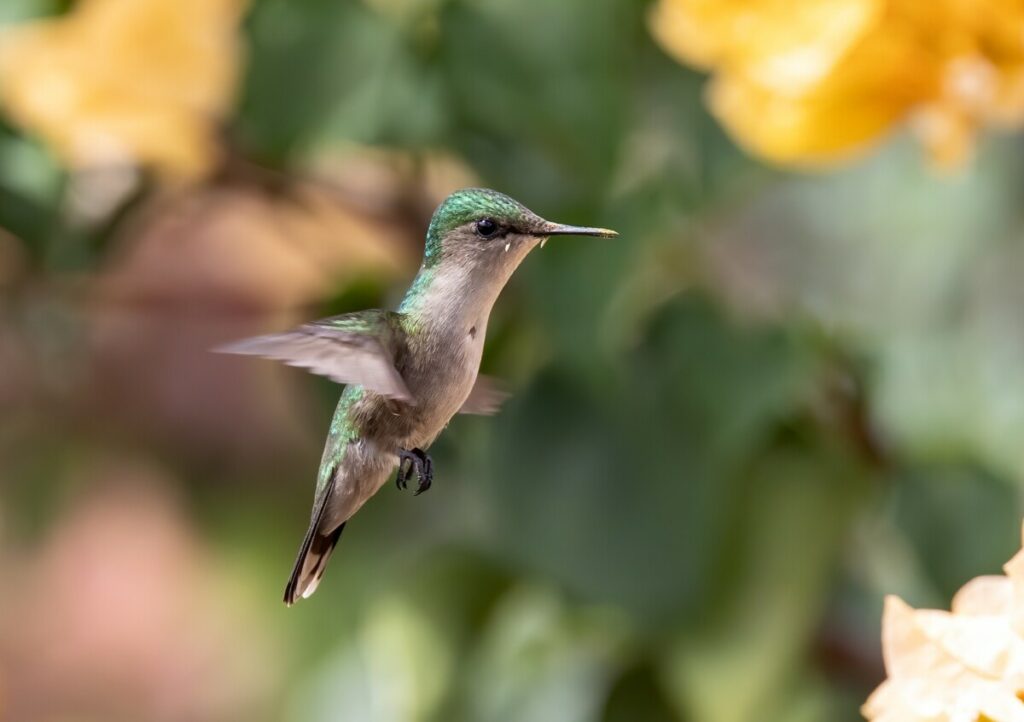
[400,319,486,448]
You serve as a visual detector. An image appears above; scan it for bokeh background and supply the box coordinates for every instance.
[1,0,1023,720]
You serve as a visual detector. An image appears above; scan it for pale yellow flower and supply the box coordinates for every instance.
[863,524,1024,722]
[0,0,248,178]
[651,0,1024,169]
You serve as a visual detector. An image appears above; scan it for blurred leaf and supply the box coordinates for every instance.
[291,595,455,722]
[458,585,627,722]
[660,447,867,722]
[601,663,679,722]
[0,0,63,24]
[477,294,818,620]
[701,140,1024,479]
[890,466,1024,602]
[437,0,636,208]
[0,123,65,257]
[240,0,444,159]
[703,141,1013,333]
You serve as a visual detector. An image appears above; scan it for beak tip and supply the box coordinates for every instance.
[541,223,620,238]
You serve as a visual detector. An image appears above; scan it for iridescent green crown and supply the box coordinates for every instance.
[424,188,530,264]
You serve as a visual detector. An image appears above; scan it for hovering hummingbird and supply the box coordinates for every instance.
[217,188,617,604]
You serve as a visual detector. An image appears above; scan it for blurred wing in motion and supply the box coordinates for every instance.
[215,311,413,403]
[459,374,510,415]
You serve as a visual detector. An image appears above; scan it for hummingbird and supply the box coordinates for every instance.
[217,188,617,605]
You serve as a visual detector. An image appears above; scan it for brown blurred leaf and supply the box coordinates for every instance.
[95,182,412,309]
[0,320,35,413]
[84,306,320,462]
[0,228,28,290]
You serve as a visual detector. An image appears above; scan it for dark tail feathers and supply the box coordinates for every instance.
[283,520,346,605]
[283,473,345,606]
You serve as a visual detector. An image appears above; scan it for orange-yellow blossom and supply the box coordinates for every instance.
[650,0,1024,169]
[0,0,249,178]
[863,523,1024,722]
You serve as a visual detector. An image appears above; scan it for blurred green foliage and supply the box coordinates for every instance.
[2,1,1024,721]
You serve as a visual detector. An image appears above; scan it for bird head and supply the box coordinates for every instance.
[423,188,617,272]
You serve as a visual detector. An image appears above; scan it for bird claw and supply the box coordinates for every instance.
[396,455,412,490]
[396,448,433,495]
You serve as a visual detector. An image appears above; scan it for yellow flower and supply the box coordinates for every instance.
[863,524,1024,722]
[650,0,1024,169]
[0,0,249,178]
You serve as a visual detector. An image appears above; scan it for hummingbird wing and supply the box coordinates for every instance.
[459,374,510,415]
[215,310,413,403]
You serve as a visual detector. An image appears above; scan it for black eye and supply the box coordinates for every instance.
[475,218,499,238]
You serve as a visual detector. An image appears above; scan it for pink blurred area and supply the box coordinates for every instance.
[0,464,279,722]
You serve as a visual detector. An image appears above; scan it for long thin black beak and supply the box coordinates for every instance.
[537,221,618,238]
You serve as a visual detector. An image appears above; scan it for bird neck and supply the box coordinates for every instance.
[398,256,519,336]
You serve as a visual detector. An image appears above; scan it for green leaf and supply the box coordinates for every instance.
[457,585,627,722]
[659,447,867,722]
[475,295,818,621]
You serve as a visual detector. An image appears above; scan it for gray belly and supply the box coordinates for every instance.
[400,356,478,449]
[352,326,483,452]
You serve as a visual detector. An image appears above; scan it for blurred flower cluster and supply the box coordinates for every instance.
[650,0,1024,169]
[865,524,1024,722]
[0,0,248,178]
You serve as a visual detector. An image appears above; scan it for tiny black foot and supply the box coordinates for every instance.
[396,448,433,495]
